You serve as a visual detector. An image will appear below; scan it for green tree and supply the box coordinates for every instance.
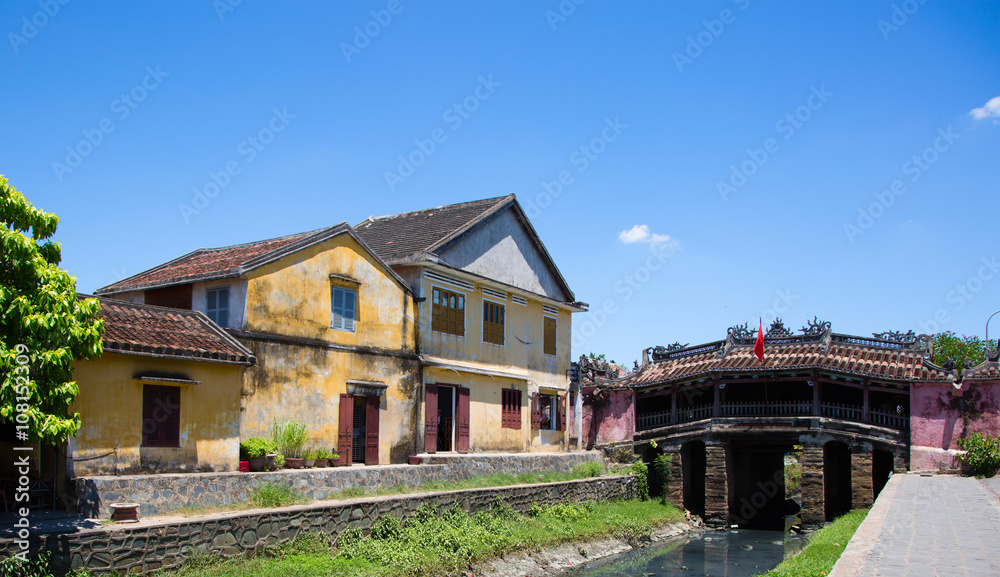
[932,332,996,375]
[1,175,103,444]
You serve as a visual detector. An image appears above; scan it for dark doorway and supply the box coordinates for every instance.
[437,385,455,452]
[352,396,367,464]
[824,442,852,521]
[730,444,785,530]
[872,449,894,500]
[682,441,707,518]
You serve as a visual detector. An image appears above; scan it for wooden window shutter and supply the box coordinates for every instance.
[557,394,566,431]
[531,393,542,430]
[142,385,180,447]
[543,317,557,356]
[338,394,353,465]
[424,384,438,453]
[365,395,380,466]
[456,387,470,453]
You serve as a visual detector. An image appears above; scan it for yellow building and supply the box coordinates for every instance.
[355,195,588,453]
[69,296,255,476]
[97,224,420,465]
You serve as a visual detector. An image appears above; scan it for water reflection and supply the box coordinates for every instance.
[566,530,806,577]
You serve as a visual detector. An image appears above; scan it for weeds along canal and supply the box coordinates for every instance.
[565,529,807,577]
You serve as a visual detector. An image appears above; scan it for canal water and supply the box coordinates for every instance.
[566,529,806,577]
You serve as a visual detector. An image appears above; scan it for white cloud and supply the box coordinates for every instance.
[618,224,674,246]
[970,96,1000,121]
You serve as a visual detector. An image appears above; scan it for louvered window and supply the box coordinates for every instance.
[206,287,229,327]
[543,316,557,356]
[501,388,521,429]
[432,287,465,336]
[331,286,357,332]
[483,301,505,345]
[142,385,180,447]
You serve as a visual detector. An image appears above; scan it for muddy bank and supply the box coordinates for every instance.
[473,517,705,577]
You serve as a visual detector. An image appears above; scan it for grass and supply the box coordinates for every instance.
[758,508,869,577]
[157,497,685,577]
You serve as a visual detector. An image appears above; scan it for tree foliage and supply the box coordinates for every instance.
[1,175,103,444]
[931,332,996,374]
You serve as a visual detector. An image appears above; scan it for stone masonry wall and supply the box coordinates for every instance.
[74,451,603,518]
[703,445,727,526]
[800,447,824,529]
[6,475,635,576]
[851,452,874,509]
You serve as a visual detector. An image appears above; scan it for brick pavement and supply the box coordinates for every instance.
[831,474,1000,577]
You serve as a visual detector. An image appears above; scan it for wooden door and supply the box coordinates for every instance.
[365,395,380,466]
[338,393,353,465]
[456,387,470,454]
[531,393,541,430]
[424,384,438,454]
[556,394,566,431]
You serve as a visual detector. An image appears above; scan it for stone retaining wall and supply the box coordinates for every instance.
[8,475,635,575]
[73,451,603,518]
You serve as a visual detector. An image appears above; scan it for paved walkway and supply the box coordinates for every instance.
[832,474,1000,577]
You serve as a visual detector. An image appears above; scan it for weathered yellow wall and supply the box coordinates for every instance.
[69,353,243,476]
[245,235,416,351]
[419,273,572,452]
[239,233,421,464]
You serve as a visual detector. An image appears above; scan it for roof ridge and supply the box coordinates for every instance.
[195,225,330,252]
[361,194,512,223]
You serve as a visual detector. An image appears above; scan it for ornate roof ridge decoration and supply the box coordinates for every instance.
[873,330,917,343]
[765,318,794,338]
[801,316,831,336]
[727,322,755,339]
[577,354,622,384]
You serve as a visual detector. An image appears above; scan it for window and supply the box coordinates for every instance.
[501,388,521,429]
[206,287,229,327]
[543,316,557,356]
[142,385,180,447]
[331,286,357,331]
[538,394,554,430]
[432,287,465,336]
[483,301,505,345]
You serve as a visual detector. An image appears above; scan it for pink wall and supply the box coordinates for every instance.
[582,388,634,448]
[910,379,1000,470]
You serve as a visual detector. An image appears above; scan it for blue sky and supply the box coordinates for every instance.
[3,0,998,365]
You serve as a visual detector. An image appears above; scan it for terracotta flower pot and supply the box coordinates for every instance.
[314,458,329,468]
[304,458,316,468]
[408,455,421,465]
[285,457,304,469]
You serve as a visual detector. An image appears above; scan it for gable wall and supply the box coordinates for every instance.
[437,208,571,302]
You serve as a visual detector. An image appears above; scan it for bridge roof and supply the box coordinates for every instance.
[621,319,954,388]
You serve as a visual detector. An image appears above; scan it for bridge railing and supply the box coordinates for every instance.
[721,400,812,417]
[635,401,908,431]
[821,402,862,421]
[869,408,908,430]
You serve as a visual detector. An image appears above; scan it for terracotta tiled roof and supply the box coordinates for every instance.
[90,295,254,364]
[963,360,1000,381]
[621,329,953,388]
[354,195,513,264]
[96,225,349,294]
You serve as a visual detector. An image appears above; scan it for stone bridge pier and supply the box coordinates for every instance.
[657,433,905,530]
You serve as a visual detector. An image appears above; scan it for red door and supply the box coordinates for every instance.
[338,393,353,465]
[424,384,438,454]
[531,393,541,430]
[365,395,380,466]
[556,394,566,431]
[456,387,470,454]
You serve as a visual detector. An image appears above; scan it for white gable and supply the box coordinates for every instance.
[437,207,571,302]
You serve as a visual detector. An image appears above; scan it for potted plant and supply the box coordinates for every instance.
[313,448,332,468]
[303,448,317,468]
[240,437,278,472]
[272,419,308,469]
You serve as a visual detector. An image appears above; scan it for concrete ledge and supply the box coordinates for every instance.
[7,474,634,576]
[828,472,901,577]
[73,451,603,518]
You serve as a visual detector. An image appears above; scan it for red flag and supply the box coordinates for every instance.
[754,318,764,363]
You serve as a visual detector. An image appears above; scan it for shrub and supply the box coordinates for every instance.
[957,432,1000,478]
[0,549,55,577]
[651,454,672,500]
[239,437,277,459]
[271,419,309,459]
[573,461,602,478]
[272,454,285,469]
[631,461,649,501]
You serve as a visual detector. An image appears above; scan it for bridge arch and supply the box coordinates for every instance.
[823,441,852,521]
[681,440,706,518]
